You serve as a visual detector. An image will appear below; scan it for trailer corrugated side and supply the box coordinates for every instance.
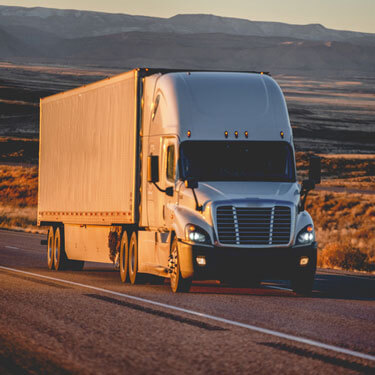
[38,69,139,226]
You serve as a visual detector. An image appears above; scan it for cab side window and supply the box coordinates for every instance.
[166,145,175,182]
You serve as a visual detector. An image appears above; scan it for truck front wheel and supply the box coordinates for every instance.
[170,237,192,293]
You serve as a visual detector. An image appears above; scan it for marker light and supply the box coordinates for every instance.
[280,131,284,139]
[196,256,206,266]
[234,131,238,138]
[244,131,249,138]
[307,225,313,232]
[224,131,228,138]
[300,256,309,266]
[187,130,191,138]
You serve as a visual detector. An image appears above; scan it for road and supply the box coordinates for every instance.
[0,229,374,374]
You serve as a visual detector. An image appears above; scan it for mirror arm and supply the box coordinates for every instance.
[191,188,203,212]
[298,183,314,212]
[152,181,166,193]
[298,188,309,212]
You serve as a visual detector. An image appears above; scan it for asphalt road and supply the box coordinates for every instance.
[0,229,374,374]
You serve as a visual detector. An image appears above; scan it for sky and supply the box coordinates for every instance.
[1,0,375,34]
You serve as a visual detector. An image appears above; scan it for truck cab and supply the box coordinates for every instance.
[138,71,320,294]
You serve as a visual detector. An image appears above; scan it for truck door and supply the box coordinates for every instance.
[157,137,178,267]
[148,136,177,228]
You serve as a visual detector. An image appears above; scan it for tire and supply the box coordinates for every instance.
[53,226,69,271]
[47,226,54,270]
[119,231,129,283]
[170,237,192,293]
[291,270,315,296]
[128,231,145,285]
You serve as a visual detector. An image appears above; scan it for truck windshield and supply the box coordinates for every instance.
[179,141,296,182]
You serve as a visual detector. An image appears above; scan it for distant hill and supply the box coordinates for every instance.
[0,5,374,73]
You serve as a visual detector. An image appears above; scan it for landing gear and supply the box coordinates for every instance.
[169,237,192,293]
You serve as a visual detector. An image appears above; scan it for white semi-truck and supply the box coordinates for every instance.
[38,68,321,294]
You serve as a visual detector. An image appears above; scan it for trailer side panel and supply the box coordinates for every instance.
[38,70,138,225]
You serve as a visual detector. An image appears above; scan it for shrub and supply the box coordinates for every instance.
[318,242,374,272]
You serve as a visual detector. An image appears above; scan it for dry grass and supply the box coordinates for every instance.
[1,152,374,271]
[306,191,375,271]
[0,164,40,232]
[296,152,375,271]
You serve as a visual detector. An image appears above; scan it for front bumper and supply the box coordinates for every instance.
[178,241,317,281]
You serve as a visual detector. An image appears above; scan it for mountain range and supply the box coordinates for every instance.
[0,5,375,73]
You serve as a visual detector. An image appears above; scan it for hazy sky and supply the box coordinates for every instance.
[1,0,375,33]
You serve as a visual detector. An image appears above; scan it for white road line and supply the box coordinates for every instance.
[266,285,292,291]
[0,265,374,363]
[4,246,19,250]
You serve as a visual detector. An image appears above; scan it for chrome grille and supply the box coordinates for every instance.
[216,205,291,246]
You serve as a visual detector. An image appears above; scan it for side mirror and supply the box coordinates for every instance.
[309,155,321,185]
[184,178,198,189]
[147,155,159,183]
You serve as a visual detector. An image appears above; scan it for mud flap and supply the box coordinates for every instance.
[178,241,194,279]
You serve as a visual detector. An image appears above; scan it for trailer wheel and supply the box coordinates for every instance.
[119,231,129,283]
[47,226,54,270]
[170,237,192,293]
[53,226,69,271]
[291,270,315,296]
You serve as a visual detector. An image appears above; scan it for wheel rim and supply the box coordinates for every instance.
[54,229,60,268]
[121,244,126,270]
[120,234,127,282]
[130,242,135,273]
[47,229,54,268]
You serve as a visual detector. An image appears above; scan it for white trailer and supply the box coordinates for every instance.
[38,68,321,294]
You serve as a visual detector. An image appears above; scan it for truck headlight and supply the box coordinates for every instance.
[296,225,315,245]
[185,224,211,244]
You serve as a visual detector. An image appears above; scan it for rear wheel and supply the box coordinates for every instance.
[170,237,192,293]
[119,231,129,283]
[53,226,69,271]
[128,231,145,284]
[47,226,54,270]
